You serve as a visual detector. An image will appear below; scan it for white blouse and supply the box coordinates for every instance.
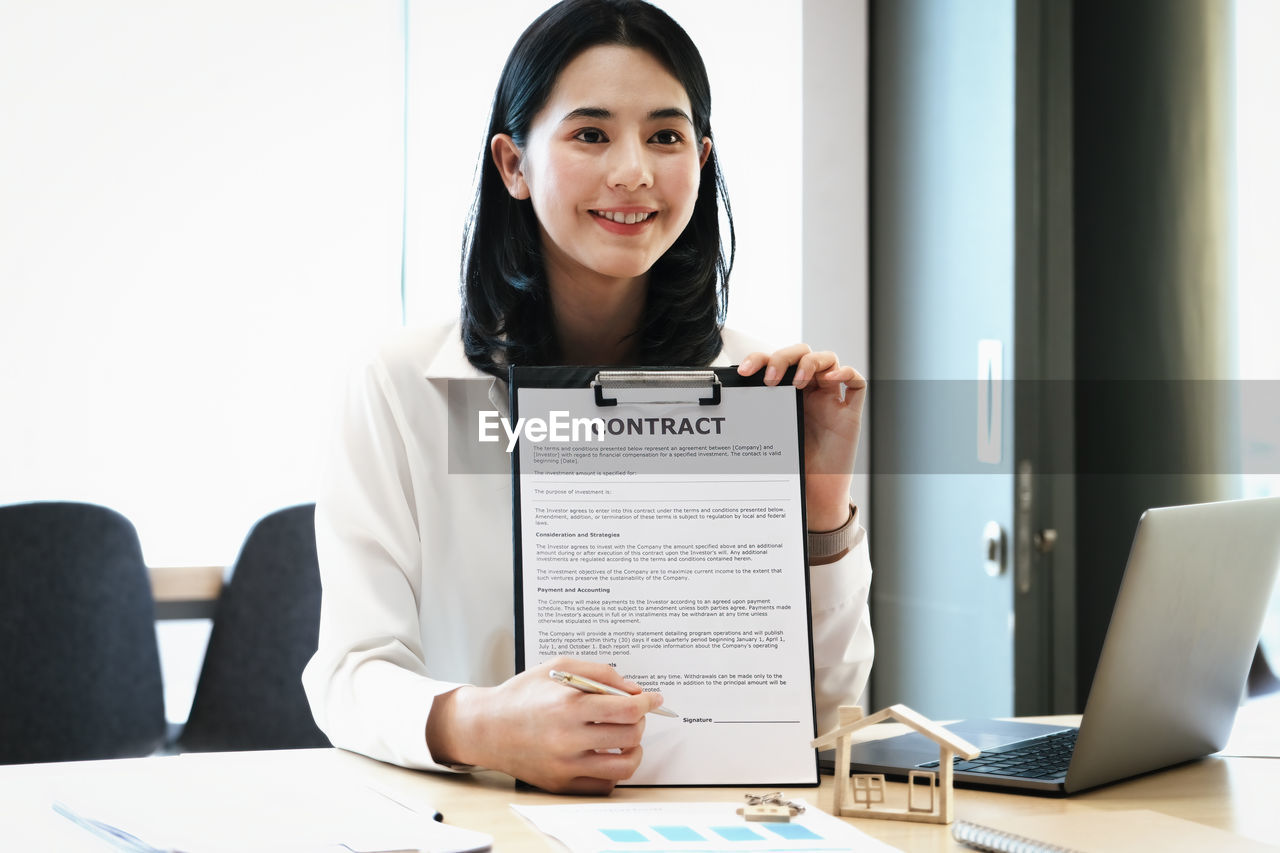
[302,322,874,770]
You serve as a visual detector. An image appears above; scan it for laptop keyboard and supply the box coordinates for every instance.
[918,728,1078,780]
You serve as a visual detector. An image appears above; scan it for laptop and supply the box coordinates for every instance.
[827,496,1280,795]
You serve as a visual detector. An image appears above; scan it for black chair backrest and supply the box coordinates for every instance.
[1247,644,1280,697]
[177,503,330,751]
[0,501,166,763]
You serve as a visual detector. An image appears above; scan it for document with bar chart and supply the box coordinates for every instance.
[510,801,901,852]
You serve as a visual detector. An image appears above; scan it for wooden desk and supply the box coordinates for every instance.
[3,713,1277,851]
[148,564,224,619]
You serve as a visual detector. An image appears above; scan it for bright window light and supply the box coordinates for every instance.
[1235,0,1280,665]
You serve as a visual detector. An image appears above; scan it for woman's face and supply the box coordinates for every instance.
[493,44,711,291]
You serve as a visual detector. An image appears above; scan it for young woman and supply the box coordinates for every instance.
[303,0,872,795]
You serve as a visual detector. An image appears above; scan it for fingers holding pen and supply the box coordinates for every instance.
[545,745,647,795]
[535,659,659,728]
[548,664,670,717]
[546,657,644,694]
[435,659,661,792]
[533,661,658,790]
[521,700,650,792]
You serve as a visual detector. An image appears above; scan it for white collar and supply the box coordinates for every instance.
[424,319,736,378]
[423,321,491,380]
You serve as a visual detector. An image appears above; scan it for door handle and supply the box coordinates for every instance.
[983,520,1007,577]
[1016,460,1058,592]
[1016,460,1033,593]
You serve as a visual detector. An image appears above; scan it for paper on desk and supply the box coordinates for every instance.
[511,800,901,853]
[53,760,491,853]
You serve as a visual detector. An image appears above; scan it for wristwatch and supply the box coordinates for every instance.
[808,503,857,565]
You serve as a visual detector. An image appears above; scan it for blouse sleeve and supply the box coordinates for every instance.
[301,353,473,772]
[808,521,875,735]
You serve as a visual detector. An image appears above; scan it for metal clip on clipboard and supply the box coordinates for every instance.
[591,370,722,407]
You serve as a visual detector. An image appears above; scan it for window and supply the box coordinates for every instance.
[0,1,405,724]
[0,2,405,569]
[1235,0,1280,667]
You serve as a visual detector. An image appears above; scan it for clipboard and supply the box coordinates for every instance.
[509,365,819,787]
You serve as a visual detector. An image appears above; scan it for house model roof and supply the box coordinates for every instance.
[811,703,981,759]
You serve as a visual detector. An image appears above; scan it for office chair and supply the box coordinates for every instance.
[1247,644,1280,697]
[0,501,166,764]
[176,503,330,751]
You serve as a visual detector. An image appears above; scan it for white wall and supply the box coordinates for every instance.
[0,0,405,568]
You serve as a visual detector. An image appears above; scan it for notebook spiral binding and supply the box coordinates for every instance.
[951,819,1083,853]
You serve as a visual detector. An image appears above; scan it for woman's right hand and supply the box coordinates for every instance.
[425,657,663,794]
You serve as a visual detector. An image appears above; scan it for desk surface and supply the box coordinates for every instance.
[149,564,224,619]
[148,565,224,603]
[4,709,1278,851]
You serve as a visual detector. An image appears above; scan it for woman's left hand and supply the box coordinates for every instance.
[738,345,866,532]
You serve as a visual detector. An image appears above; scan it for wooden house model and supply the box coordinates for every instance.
[810,704,981,825]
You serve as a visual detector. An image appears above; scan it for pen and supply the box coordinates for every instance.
[52,801,183,853]
[549,670,680,718]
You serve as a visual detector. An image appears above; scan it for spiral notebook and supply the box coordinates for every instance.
[952,819,1080,853]
[951,809,1276,852]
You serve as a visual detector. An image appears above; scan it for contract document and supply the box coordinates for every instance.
[509,367,818,786]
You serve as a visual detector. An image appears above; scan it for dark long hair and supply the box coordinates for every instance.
[460,0,734,378]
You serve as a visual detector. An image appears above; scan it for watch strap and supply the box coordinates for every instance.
[808,503,857,565]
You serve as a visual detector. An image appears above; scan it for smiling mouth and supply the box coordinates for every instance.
[590,210,657,225]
